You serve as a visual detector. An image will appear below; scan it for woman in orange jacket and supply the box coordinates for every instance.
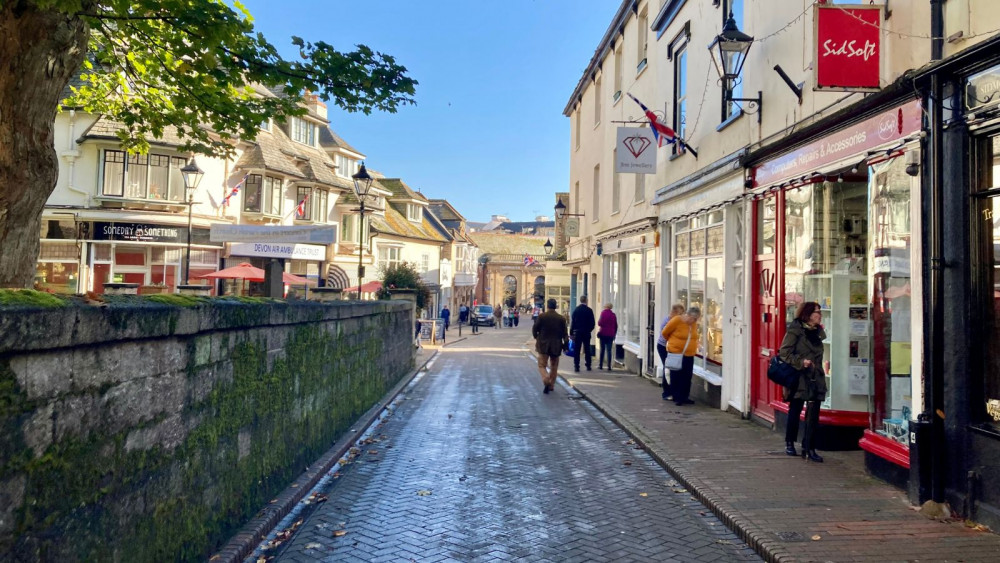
[661,306,701,406]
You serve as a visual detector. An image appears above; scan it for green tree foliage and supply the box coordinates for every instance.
[0,0,416,287]
[377,261,430,312]
[63,0,416,157]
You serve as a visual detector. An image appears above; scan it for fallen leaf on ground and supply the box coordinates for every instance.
[811,535,822,541]
[256,556,273,563]
[639,493,648,497]
[368,450,379,455]
[672,488,688,494]
[332,530,348,537]
[209,556,221,562]
[269,498,277,504]
[417,490,432,496]
[290,483,298,488]
[622,460,632,466]
[305,542,322,549]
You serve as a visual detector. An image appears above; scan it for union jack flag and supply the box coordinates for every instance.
[222,174,249,206]
[524,254,538,266]
[627,94,698,158]
[295,194,310,218]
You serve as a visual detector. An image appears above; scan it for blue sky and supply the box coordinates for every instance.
[238,0,620,223]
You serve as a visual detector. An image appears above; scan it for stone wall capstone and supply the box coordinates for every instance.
[0,297,414,562]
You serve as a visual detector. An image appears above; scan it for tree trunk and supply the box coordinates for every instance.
[0,2,88,288]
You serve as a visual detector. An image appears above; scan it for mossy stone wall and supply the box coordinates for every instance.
[0,298,414,562]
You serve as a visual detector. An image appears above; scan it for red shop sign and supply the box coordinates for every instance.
[752,99,922,188]
[815,4,881,91]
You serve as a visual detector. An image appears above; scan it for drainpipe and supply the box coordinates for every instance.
[928,0,946,505]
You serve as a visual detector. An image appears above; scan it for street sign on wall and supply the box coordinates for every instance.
[814,4,881,92]
[615,127,657,174]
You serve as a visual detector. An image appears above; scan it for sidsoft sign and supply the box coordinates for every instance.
[752,99,921,188]
[815,4,881,92]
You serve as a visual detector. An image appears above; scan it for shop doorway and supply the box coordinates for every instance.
[646,282,656,376]
[752,194,783,421]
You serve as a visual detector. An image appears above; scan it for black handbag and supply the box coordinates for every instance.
[767,355,800,388]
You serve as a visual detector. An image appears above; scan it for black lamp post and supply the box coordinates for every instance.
[709,11,763,122]
[352,162,374,294]
[543,238,553,255]
[180,157,205,285]
[554,199,584,220]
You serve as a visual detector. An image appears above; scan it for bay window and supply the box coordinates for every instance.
[102,150,187,201]
[243,174,283,216]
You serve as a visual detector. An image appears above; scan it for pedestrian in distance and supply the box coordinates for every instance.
[493,304,501,329]
[440,305,451,331]
[596,303,618,370]
[661,307,701,406]
[414,318,423,349]
[471,310,479,334]
[657,303,686,400]
[513,308,520,327]
[569,295,596,372]
[779,301,829,463]
[459,302,469,324]
[533,298,569,394]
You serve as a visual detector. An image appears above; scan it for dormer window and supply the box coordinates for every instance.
[336,154,355,179]
[407,204,422,223]
[289,116,316,146]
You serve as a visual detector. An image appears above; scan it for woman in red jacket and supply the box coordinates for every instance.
[596,303,618,370]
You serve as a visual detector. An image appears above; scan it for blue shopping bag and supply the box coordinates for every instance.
[563,339,577,358]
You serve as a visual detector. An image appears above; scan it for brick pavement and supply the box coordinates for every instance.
[271,326,759,562]
[558,365,1000,563]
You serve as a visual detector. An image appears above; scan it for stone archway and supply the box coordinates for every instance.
[533,275,545,306]
[503,275,517,308]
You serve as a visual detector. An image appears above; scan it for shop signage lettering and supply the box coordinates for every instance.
[966,65,1000,111]
[210,224,336,244]
[814,5,881,91]
[752,99,921,188]
[987,399,1000,422]
[230,242,325,260]
[91,221,214,245]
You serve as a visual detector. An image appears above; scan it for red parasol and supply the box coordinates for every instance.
[199,263,265,281]
[282,272,316,285]
[344,280,383,293]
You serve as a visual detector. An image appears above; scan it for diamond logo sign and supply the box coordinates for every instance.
[624,135,651,158]
[616,127,656,174]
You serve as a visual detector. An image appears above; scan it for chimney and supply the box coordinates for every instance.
[305,93,327,120]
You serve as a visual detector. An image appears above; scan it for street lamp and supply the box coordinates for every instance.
[352,162,374,293]
[553,199,584,220]
[543,238,553,255]
[708,11,763,122]
[180,157,205,285]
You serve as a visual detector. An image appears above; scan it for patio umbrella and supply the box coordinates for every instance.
[344,280,383,293]
[282,272,316,285]
[199,263,265,281]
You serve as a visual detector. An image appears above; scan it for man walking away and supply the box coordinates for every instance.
[570,295,596,372]
[440,305,451,331]
[459,302,469,325]
[533,298,568,394]
[471,309,479,334]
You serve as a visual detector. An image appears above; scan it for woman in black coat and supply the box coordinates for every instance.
[778,301,829,462]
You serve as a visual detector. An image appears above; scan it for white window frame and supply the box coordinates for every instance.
[289,117,316,146]
[377,245,402,271]
[592,164,600,223]
[407,204,422,223]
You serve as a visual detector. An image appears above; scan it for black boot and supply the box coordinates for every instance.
[802,449,823,463]
[785,441,797,456]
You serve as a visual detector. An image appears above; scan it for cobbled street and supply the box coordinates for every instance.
[270,325,760,562]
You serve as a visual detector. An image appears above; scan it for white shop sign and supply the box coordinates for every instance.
[615,127,657,174]
[230,242,326,260]
[211,224,336,244]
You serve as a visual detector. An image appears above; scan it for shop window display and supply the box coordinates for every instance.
[783,175,870,413]
[978,135,1000,429]
[868,157,914,443]
[673,212,725,374]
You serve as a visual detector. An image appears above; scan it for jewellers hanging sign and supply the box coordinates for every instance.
[814,4,881,92]
[615,127,657,174]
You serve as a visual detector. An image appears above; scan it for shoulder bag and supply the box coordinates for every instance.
[664,327,692,371]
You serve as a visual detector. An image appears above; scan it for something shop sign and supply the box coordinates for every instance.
[92,221,214,245]
[814,4,881,92]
